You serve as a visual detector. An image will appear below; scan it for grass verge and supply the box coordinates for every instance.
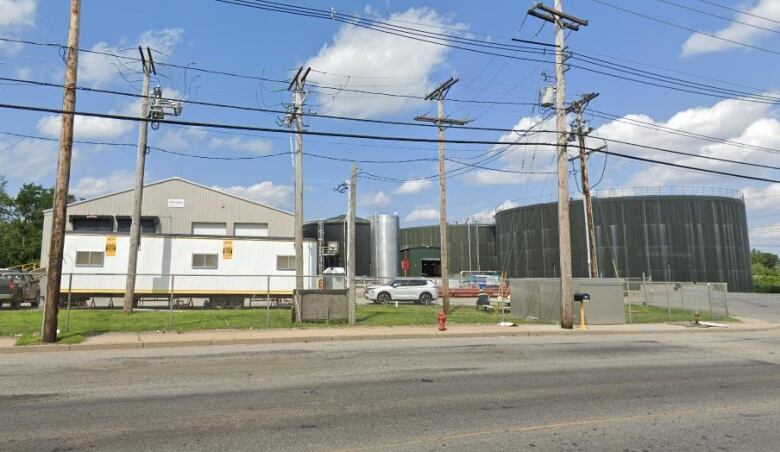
[1,304,514,345]
[625,304,737,323]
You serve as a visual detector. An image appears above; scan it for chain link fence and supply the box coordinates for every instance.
[624,280,730,323]
[1,270,733,341]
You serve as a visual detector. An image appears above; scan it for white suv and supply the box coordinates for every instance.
[364,279,438,305]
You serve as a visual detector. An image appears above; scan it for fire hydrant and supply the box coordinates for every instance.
[438,311,447,331]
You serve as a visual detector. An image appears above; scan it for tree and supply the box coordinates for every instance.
[0,179,68,269]
[751,249,780,271]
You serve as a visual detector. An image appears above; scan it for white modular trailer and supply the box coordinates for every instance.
[59,233,317,301]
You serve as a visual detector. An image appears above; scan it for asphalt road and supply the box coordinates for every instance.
[2,331,779,451]
[726,293,780,323]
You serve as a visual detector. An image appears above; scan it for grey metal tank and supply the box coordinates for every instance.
[494,189,753,292]
[370,214,400,278]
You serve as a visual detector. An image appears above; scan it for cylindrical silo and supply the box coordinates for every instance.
[494,192,752,291]
[371,214,399,278]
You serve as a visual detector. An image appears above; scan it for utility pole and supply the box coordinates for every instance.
[528,1,588,329]
[347,164,357,326]
[415,77,470,316]
[123,49,182,314]
[571,92,599,278]
[123,47,154,314]
[288,66,311,324]
[42,0,81,343]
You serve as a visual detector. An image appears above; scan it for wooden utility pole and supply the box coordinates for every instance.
[528,0,588,329]
[571,92,599,278]
[289,67,310,324]
[347,164,357,325]
[415,77,470,315]
[123,47,154,314]
[42,0,81,343]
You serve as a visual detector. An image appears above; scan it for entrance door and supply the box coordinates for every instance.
[421,258,441,277]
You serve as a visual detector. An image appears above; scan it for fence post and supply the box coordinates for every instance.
[266,274,271,328]
[625,279,632,324]
[665,281,672,322]
[168,274,175,331]
[723,284,730,318]
[641,272,648,305]
[707,283,713,318]
[65,273,73,333]
[680,284,685,314]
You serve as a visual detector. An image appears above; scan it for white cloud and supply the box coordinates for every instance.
[0,0,35,27]
[395,179,432,195]
[592,96,780,187]
[360,190,391,207]
[468,200,519,223]
[750,222,780,247]
[682,0,780,56]
[305,7,467,118]
[79,28,184,87]
[0,138,58,182]
[209,136,273,155]
[406,208,438,222]
[36,102,136,140]
[213,181,293,210]
[0,0,36,54]
[70,170,135,198]
[471,115,559,185]
[743,184,780,213]
[157,127,208,151]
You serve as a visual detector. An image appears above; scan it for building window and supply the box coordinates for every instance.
[192,253,218,269]
[75,251,105,267]
[276,255,295,271]
[192,222,227,236]
[72,217,113,232]
[117,217,158,233]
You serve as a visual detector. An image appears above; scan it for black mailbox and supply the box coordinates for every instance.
[574,293,590,302]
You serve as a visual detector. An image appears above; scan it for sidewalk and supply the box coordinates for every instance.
[2,317,778,354]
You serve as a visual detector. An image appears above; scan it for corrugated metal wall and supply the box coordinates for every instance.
[494,195,753,292]
[399,224,497,274]
[41,178,294,268]
[303,219,371,276]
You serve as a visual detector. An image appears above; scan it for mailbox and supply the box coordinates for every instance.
[574,293,590,302]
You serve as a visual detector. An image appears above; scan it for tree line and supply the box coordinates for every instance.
[0,176,74,269]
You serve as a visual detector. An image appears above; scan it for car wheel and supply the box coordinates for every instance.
[419,292,433,305]
[377,292,391,304]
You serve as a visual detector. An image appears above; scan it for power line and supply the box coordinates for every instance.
[7,76,780,171]
[654,0,780,35]
[590,109,780,156]
[591,0,780,57]
[589,148,780,183]
[3,99,779,179]
[695,0,780,26]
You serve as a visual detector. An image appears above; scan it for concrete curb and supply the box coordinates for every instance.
[2,322,779,354]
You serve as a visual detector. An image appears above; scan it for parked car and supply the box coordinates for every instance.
[364,279,438,305]
[0,272,41,309]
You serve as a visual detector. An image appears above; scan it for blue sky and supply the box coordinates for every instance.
[1,0,780,251]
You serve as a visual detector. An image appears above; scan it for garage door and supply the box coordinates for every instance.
[192,222,227,236]
[235,223,269,237]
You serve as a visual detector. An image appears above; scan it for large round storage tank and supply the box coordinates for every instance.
[494,191,752,292]
[371,214,399,278]
[303,216,372,276]
[399,224,497,276]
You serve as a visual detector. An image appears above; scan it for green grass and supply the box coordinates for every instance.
[0,303,738,346]
[0,304,510,345]
[625,304,737,323]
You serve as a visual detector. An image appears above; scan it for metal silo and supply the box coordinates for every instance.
[494,188,753,292]
[371,214,400,278]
